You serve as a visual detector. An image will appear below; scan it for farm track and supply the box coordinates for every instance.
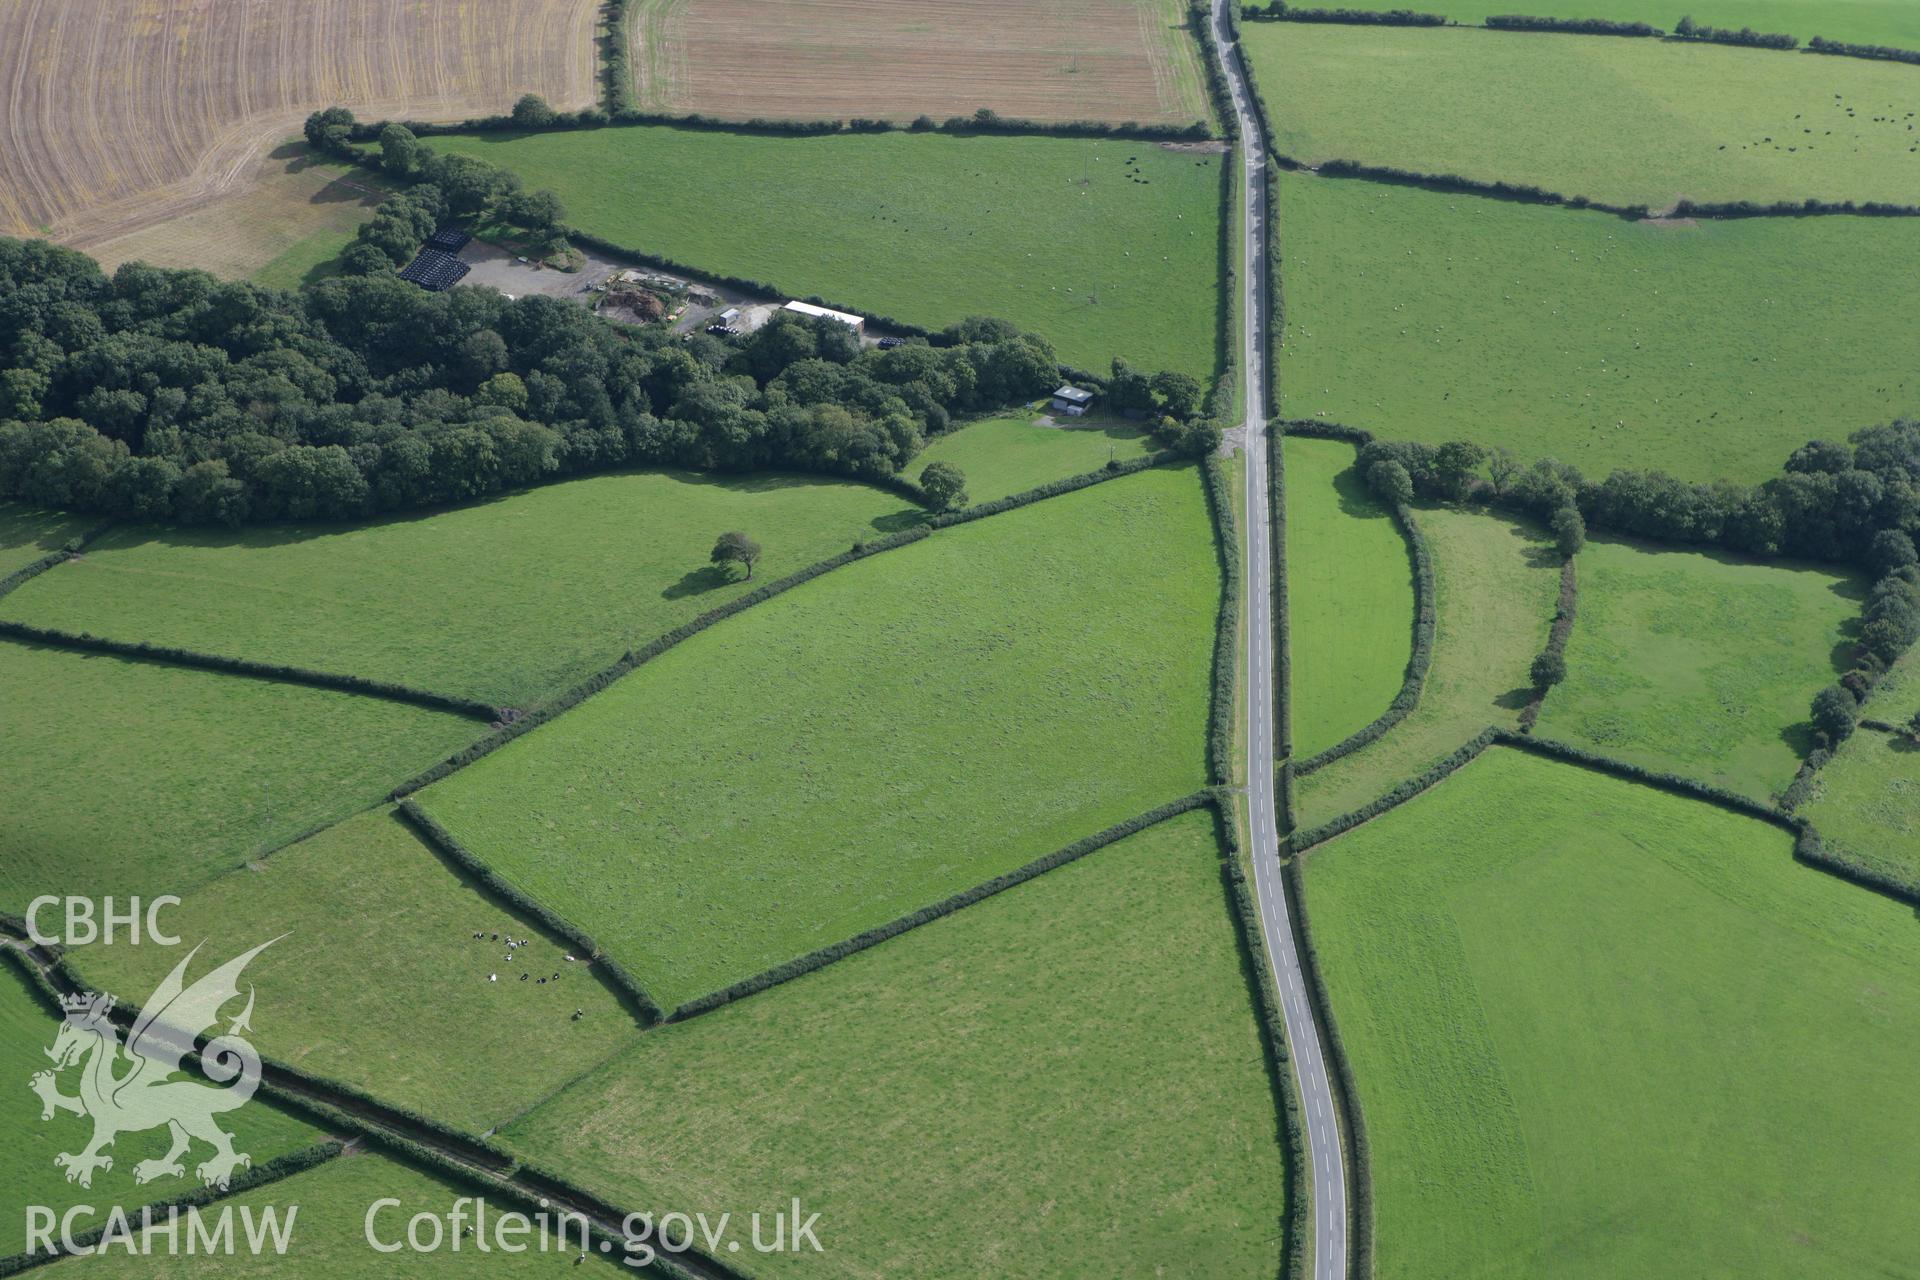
[1211,0,1352,1276]
[2,0,599,245]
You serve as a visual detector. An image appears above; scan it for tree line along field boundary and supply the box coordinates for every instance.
[1277,156,1920,222]
[1238,4,1920,67]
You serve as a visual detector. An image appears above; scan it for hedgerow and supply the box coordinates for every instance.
[1518,558,1578,732]
[1203,455,1243,786]
[1271,420,1298,826]
[1674,15,1798,48]
[0,521,113,602]
[1281,854,1378,1279]
[1777,747,1831,811]
[1808,34,1920,65]
[1486,13,1658,33]
[600,0,636,116]
[0,620,498,720]
[1288,727,1498,852]
[1242,2,1447,25]
[1191,0,1243,144]
[396,800,664,1025]
[1205,798,1309,1280]
[1493,729,1788,822]
[1792,823,1920,907]
[1292,497,1435,775]
[671,791,1215,1019]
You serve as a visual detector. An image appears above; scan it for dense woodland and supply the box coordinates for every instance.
[0,237,1211,526]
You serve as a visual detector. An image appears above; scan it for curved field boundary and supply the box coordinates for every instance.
[388,452,1183,799]
[0,521,115,602]
[1517,558,1578,732]
[1291,490,1435,777]
[396,800,666,1026]
[0,620,498,722]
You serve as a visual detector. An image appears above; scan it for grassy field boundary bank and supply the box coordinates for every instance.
[0,521,114,603]
[1280,851,1379,1279]
[1204,454,1244,785]
[1206,800,1309,1280]
[1518,558,1579,731]
[389,453,1184,799]
[393,800,666,1025]
[1280,157,1920,221]
[0,940,742,1280]
[671,791,1218,1019]
[0,621,498,722]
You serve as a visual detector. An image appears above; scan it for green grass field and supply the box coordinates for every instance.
[69,809,638,1133]
[1538,535,1861,799]
[0,503,91,578]
[1295,506,1558,825]
[1247,25,1920,208]
[0,962,323,1258]
[1801,726,1920,885]
[1284,437,1415,758]
[502,811,1288,1280]
[1276,174,1920,483]
[0,643,481,910]
[1405,0,1920,47]
[1,471,917,707]
[429,127,1225,378]
[906,413,1153,504]
[1301,747,1920,1278]
[417,467,1218,1010]
[60,1150,623,1276]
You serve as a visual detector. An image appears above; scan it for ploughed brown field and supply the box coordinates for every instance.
[630,0,1210,127]
[0,0,599,245]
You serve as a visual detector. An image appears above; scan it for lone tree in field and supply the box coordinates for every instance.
[1908,708,1920,745]
[711,531,763,581]
[1551,505,1586,559]
[1811,682,1858,746]
[919,461,969,512]
[512,94,558,128]
[1531,650,1567,689]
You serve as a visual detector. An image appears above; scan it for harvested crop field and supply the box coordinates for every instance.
[0,0,597,245]
[630,0,1210,127]
[87,146,394,289]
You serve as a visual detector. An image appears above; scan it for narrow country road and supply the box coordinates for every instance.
[1207,4,1351,1277]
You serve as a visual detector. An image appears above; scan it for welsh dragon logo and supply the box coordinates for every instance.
[30,938,279,1190]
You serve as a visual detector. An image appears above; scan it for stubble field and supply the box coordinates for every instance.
[629,0,1210,127]
[0,0,597,245]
